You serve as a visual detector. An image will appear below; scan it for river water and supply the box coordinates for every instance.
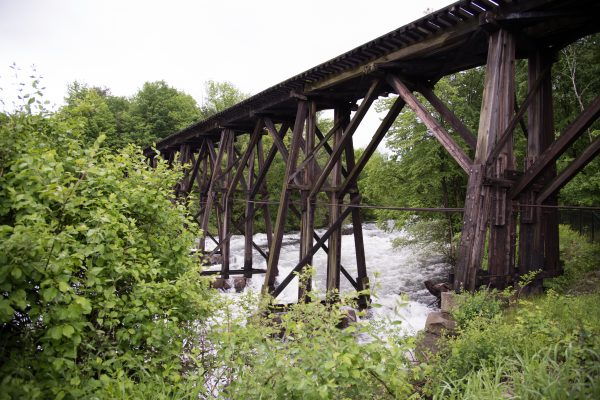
[204,223,451,334]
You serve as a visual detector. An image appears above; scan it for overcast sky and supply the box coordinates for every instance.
[0,0,451,148]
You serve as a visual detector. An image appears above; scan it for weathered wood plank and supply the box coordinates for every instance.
[309,79,383,199]
[418,85,477,150]
[263,101,307,293]
[510,94,600,199]
[387,74,473,173]
[537,136,600,204]
[339,96,406,196]
[326,107,345,294]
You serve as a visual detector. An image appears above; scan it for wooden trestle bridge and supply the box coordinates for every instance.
[146,0,600,303]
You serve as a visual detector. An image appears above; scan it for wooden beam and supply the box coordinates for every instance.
[225,119,264,199]
[272,199,357,298]
[339,96,406,196]
[304,18,479,93]
[289,115,346,183]
[455,28,516,291]
[344,133,370,308]
[299,101,317,301]
[418,85,477,150]
[510,94,600,199]
[326,107,346,294]
[487,65,550,165]
[265,118,290,163]
[263,101,307,292]
[221,130,235,278]
[537,136,600,204]
[387,74,473,173]
[309,79,383,199]
[250,122,290,198]
[244,143,256,278]
[199,136,226,252]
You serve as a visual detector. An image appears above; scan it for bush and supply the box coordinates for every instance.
[0,108,214,398]
[450,288,504,330]
[545,225,600,293]
[425,292,600,399]
[196,280,417,400]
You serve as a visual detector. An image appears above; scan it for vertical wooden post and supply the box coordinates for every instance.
[244,143,256,278]
[200,137,225,253]
[487,29,516,289]
[263,101,307,294]
[455,28,516,291]
[344,133,369,308]
[221,129,235,279]
[326,107,346,296]
[299,101,317,301]
[257,136,274,251]
[176,144,191,198]
[519,50,559,279]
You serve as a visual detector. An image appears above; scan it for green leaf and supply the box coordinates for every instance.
[42,287,58,302]
[62,324,75,338]
[48,326,63,340]
[58,281,71,293]
[10,268,22,279]
[0,300,15,322]
[74,296,92,314]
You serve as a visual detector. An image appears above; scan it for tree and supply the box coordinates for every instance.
[59,85,120,147]
[200,80,248,118]
[0,103,215,397]
[128,80,201,147]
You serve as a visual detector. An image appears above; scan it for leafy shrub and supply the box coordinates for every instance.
[425,292,600,399]
[450,288,504,329]
[545,224,600,293]
[0,108,214,398]
[196,283,416,400]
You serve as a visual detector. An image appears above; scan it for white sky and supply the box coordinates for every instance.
[0,0,450,148]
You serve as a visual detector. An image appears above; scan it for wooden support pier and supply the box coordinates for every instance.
[147,0,600,300]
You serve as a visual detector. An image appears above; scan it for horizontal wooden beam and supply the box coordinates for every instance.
[510,94,600,199]
[201,269,266,276]
[387,74,473,173]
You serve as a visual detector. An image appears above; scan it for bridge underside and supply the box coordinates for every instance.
[148,0,600,301]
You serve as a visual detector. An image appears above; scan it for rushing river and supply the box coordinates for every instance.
[204,223,451,334]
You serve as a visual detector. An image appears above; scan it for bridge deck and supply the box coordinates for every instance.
[149,0,600,155]
[150,0,600,298]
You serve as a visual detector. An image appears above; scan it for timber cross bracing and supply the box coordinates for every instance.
[148,0,600,299]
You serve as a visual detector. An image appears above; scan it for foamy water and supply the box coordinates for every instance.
[205,223,450,334]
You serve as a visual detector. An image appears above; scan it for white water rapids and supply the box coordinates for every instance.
[204,222,451,334]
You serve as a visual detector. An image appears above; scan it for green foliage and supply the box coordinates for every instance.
[200,80,249,118]
[553,33,600,206]
[194,273,416,399]
[58,80,203,149]
[427,292,600,399]
[0,105,214,398]
[545,224,600,293]
[421,227,599,398]
[450,289,504,330]
[127,80,201,147]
